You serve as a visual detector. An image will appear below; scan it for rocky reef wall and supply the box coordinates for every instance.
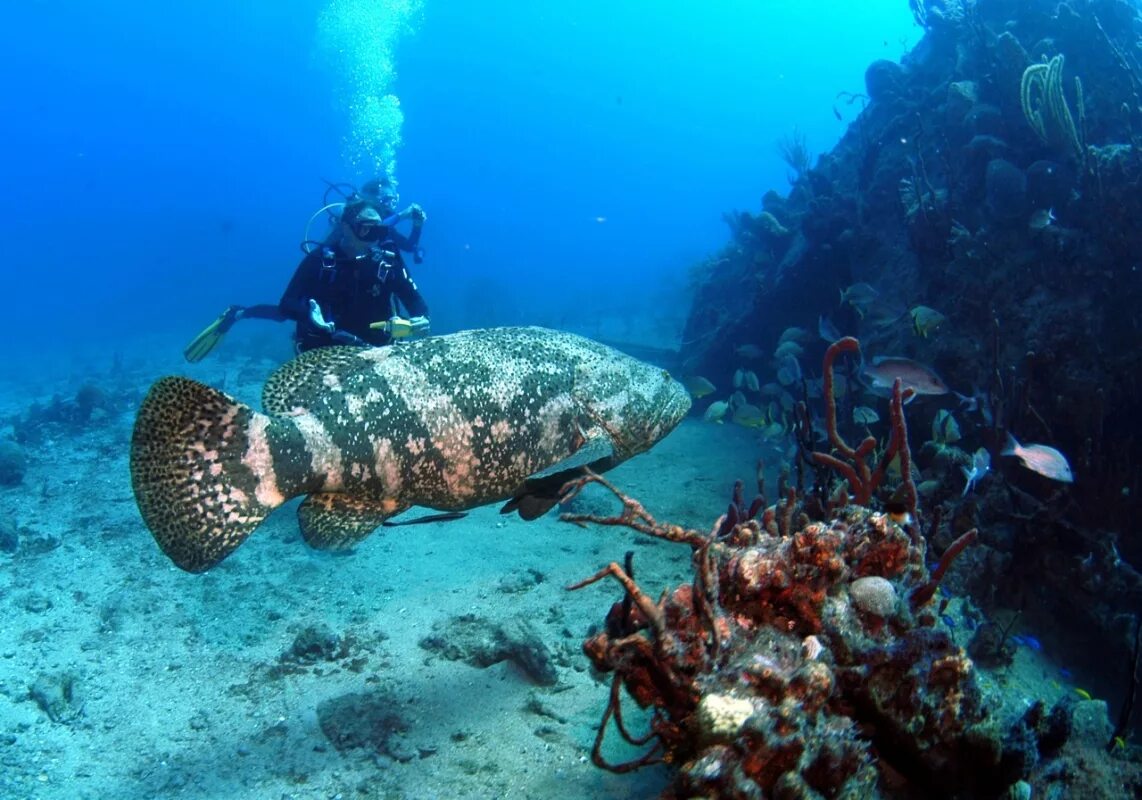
[681,0,1142,721]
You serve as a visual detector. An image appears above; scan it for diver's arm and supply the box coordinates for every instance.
[394,267,429,319]
[278,254,322,321]
[388,230,413,253]
[392,205,425,258]
[404,214,425,250]
[236,304,287,322]
[387,227,424,255]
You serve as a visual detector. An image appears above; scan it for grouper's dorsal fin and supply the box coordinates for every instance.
[262,346,374,415]
[297,492,407,551]
[500,434,617,521]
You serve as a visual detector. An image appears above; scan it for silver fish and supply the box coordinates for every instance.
[818,314,842,343]
[1002,434,1073,483]
[778,326,810,345]
[131,327,691,572]
[774,340,804,359]
[955,385,994,425]
[840,282,879,310]
[862,356,949,397]
[776,354,802,386]
[1029,207,1057,231]
[703,400,729,423]
[962,447,990,496]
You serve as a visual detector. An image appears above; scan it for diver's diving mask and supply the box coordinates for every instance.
[351,220,384,243]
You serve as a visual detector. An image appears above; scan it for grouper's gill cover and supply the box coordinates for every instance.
[130,326,691,573]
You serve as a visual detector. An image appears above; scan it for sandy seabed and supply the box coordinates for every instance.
[0,345,765,800]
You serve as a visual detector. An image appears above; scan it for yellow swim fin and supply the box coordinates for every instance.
[183,306,241,363]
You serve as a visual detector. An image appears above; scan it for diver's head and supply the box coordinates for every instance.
[341,200,386,246]
[359,177,399,215]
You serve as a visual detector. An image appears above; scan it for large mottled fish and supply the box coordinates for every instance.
[130,327,690,572]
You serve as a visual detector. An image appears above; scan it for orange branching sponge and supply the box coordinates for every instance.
[809,337,917,516]
[565,473,994,798]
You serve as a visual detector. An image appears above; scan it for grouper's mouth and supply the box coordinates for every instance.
[613,377,692,458]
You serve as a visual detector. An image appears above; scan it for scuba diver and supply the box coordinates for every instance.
[336,176,426,263]
[184,179,429,361]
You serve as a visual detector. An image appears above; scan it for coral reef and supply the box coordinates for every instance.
[563,329,1142,795]
[566,470,1142,797]
[566,470,1004,797]
[679,0,1142,739]
[8,382,121,445]
[0,440,26,485]
[316,690,413,761]
[419,613,559,685]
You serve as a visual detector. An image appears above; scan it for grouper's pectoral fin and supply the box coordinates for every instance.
[297,493,405,551]
[500,434,617,521]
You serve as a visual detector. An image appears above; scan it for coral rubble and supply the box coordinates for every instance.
[568,472,1009,798]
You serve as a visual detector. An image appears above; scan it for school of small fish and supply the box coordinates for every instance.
[694,310,1074,497]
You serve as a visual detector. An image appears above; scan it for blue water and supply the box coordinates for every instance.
[0,0,916,366]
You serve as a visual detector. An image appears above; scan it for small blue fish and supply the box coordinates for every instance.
[940,614,957,628]
[839,282,879,314]
[818,314,842,343]
[1059,667,1073,680]
[1029,207,1057,231]
[776,354,802,386]
[955,385,994,425]
[1011,634,1043,651]
[962,447,990,496]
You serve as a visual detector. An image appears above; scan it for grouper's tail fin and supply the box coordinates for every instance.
[130,376,283,573]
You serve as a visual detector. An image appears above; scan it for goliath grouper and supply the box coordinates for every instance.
[131,326,691,572]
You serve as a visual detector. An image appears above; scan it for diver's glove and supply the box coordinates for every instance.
[330,330,368,347]
[408,315,431,336]
[402,204,427,224]
[308,299,335,333]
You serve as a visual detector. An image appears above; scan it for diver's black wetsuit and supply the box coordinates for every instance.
[241,237,428,353]
[282,239,428,352]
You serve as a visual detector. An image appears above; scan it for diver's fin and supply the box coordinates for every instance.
[297,492,405,551]
[130,377,282,572]
[183,306,241,363]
